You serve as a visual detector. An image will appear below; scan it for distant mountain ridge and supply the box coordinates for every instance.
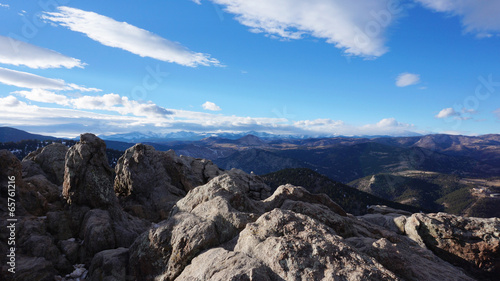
[2,126,499,181]
[0,127,57,142]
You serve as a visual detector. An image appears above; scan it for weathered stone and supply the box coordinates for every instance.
[21,234,61,263]
[358,213,407,234]
[235,209,400,281]
[12,257,56,281]
[281,199,357,237]
[24,143,68,185]
[24,175,62,204]
[129,212,218,281]
[80,209,116,261]
[89,248,129,281]
[21,159,47,179]
[264,184,347,216]
[114,144,224,221]
[176,248,282,281]
[367,205,413,216]
[346,237,475,281]
[404,212,500,279]
[63,133,117,208]
[59,238,80,264]
[47,207,89,241]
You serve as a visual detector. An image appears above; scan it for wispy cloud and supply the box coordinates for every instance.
[202,0,404,58]
[0,35,85,69]
[435,107,474,120]
[13,89,71,106]
[395,73,420,87]
[42,6,221,67]
[12,89,172,118]
[360,118,414,135]
[202,101,222,111]
[415,0,500,36]
[0,67,100,91]
[71,93,173,117]
[0,3,9,8]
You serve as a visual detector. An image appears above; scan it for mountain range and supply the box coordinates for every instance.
[1,133,498,280]
[1,126,499,218]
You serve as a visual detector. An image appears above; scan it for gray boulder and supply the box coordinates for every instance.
[176,248,282,281]
[89,248,129,281]
[63,134,117,208]
[346,237,474,281]
[114,144,223,221]
[404,212,500,279]
[23,143,68,185]
[235,209,401,281]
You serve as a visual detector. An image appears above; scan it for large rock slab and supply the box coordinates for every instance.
[404,212,500,280]
[176,248,282,281]
[346,237,474,281]
[129,212,218,281]
[234,209,400,281]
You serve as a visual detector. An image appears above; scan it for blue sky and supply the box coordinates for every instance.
[0,0,499,138]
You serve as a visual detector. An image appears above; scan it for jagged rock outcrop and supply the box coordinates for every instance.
[404,212,500,279]
[129,169,480,281]
[114,144,223,221]
[23,143,68,186]
[63,134,117,208]
[129,169,269,281]
[2,135,499,281]
[61,134,149,263]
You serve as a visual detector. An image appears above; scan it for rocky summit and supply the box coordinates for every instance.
[0,134,499,281]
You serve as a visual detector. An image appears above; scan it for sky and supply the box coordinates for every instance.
[0,0,499,138]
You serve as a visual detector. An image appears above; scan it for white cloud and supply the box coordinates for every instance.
[11,89,172,118]
[415,0,500,36]
[436,107,477,120]
[0,35,85,69]
[395,73,420,87]
[435,107,459,118]
[42,6,221,67]
[0,67,66,90]
[203,0,404,58]
[202,101,222,111]
[0,67,100,91]
[0,97,421,137]
[0,3,9,8]
[13,89,71,106]
[71,93,173,118]
[360,118,414,135]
